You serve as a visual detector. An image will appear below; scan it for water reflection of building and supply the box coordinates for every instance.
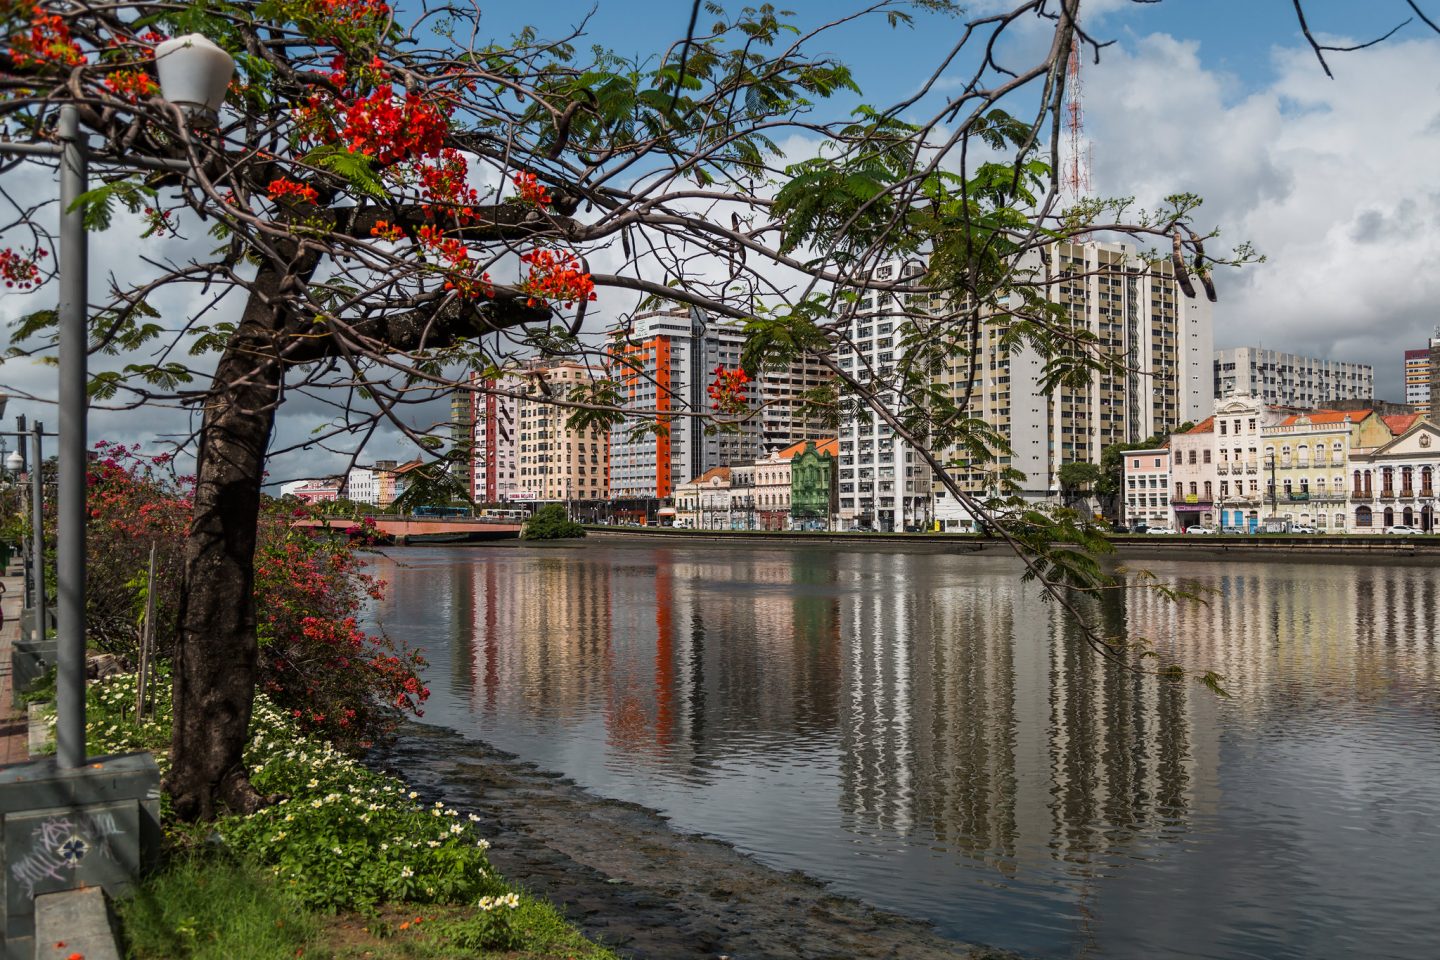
[835,553,1204,872]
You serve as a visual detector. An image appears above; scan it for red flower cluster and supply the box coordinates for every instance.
[415,224,493,300]
[369,219,404,241]
[141,207,175,238]
[519,249,596,308]
[341,91,448,166]
[707,365,750,413]
[102,69,158,101]
[512,171,551,208]
[417,149,478,221]
[0,247,46,290]
[302,0,391,25]
[267,177,320,205]
[8,8,86,69]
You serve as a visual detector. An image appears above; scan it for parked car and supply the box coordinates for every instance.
[1129,522,1150,534]
[1147,526,1177,535]
[1290,524,1316,534]
[1185,525,1216,535]
[1384,524,1420,535]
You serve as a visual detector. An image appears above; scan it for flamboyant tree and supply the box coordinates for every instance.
[0,0,1416,819]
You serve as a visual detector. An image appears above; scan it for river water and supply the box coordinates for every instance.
[367,540,1440,959]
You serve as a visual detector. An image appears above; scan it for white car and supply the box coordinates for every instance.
[1290,525,1316,534]
[1384,524,1420,535]
[1185,525,1216,535]
[1146,526,1177,535]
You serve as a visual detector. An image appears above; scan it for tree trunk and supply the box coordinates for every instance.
[167,272,284,821]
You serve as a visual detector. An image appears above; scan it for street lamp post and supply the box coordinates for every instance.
[0,35,233,769]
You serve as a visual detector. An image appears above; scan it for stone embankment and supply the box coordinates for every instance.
[584,526,1440,560]
[374,723,1018,960]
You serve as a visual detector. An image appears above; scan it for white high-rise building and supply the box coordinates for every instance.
[834,258,936,531]
[932,240,1213,527]
[1214,347,1372,408]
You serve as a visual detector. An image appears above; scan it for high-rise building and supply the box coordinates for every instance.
[514,360,610,502]
[921,240,1213,529]
[1214,347,1372,408]
[607,308,757,500]
[1431,326,1440,416]
[466,370,520,502]
[448,389,474,486]
[1404,347,1430,416]
[834,258,935,531]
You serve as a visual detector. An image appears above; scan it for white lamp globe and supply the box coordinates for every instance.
[154,34,235,114]
[4,451,21,473]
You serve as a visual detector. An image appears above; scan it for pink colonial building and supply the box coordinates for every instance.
[1169,418,1217,530]
[1121,447,1172,529]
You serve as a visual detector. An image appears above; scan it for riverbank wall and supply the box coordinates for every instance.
[581,526,1440,559]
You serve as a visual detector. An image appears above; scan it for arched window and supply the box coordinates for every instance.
[1383,507,1395,528]
[1175,482,1183,498]
[1424,466,1435,494]
[1353,469,1362,494]
[1204,481,1212,499]
[1364,470,1373,494]
[1403,507,1415,526]
[1402,467,1414,493]
[1356,505,1373,527]
[1190,481,1198,495]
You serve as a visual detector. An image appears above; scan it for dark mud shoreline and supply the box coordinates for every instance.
[371,722,1019,960]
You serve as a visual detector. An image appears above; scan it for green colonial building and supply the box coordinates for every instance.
[789,439,838,529]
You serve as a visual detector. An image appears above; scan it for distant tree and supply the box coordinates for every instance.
[390,463,471,515]
[521,504,585,541]
[1057,461,1103,508]
[1097,433,1169,514]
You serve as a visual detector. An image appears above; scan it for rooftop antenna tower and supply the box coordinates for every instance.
[1061,37,1092,202]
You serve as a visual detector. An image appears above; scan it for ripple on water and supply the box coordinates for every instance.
[365,545,1440,960]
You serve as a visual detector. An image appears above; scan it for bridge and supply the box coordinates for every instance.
[292,515,523,544]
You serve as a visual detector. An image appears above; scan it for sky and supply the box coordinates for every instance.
[3,0,1439,483]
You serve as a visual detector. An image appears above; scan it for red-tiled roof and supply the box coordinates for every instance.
[1383,414,1421,436]
[689,465,731,485]
[1186,417,1215,434]
[1280,409,1370,426]
[778,438,839,460]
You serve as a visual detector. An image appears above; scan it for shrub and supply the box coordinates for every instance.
[74,443,427,749]
[520,504,585,540]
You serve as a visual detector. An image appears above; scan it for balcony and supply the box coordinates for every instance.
[1351,488,1373,500]
[1287,492,1310,502]
[1401,487,1415,499]
[1216,463,1230,475]
[1245,463,1259,474]
[1423,487,1436,498]
[1380,487,1396,500]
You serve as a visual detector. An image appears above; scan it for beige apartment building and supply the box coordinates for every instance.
[514,360,610,502]
[928,240,1214,529]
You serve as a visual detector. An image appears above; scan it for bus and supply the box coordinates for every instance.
[413,505,469,518]
[476,508,530,523]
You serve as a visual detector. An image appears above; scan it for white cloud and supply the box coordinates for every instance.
[1084,31,1440,400]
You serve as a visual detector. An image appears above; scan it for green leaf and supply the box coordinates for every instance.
[301,145,387,200]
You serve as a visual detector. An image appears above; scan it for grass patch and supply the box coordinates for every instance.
[119,853,314,960]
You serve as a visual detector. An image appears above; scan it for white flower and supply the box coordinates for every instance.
[306,778,319,788]
[332,846,343,856]
[448,823,463,835]
[467,813,481,823]
[400,866,413,878]
[408,791,418,800]
[475,838,491,851]
[426,840,440,848]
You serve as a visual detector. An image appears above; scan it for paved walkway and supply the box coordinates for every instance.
[0,561,30,765]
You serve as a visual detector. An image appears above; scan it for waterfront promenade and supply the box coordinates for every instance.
[582,525,1440,559]
[0,562,29,764]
